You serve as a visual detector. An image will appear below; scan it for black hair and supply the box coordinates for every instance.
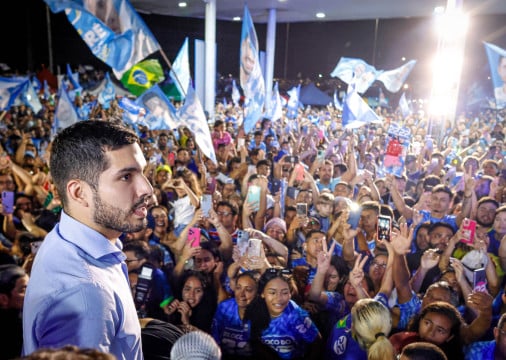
[50,121,138,207]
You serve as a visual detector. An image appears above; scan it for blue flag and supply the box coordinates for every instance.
[0,77,28,111]
[21,81,43,114]
[240,6,265,134]
[265,82,283,122]
[170,37,191,99]
[119,96,145,130]
[98,72,116,109]
[44,0,160,78]
[330,57,380,94]
[484,42,506,109]
[231,79,241,106]
[398,92,411,118]
[137,85,179,130]
[342,85,381,129]
[286,84,300,119]
[179,84,217,164]
[54,83,79,133]
[377,60,416,93]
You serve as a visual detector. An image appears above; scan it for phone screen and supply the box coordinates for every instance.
[377,215,392,242]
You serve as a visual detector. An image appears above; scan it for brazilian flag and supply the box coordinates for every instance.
[120,59,165,97]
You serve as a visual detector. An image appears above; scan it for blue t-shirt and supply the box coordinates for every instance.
[211,298,252,357]
[261,300,319,359]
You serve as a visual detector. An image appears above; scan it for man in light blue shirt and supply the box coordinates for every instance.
[23,121,153,359]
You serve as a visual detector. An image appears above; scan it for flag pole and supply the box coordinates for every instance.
[158,48,187,99]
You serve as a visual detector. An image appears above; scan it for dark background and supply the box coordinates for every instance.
[2,0,506,109]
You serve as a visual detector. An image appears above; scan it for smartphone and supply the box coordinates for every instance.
[286,186,298,200]
[236,230,250,256]
[377,215,392,242]
[460,218,477,245]
[188,227,201,248]
[237,138,245,150]
[247,185,261,211]
[296,203,308,217]
[270,179,281,194]
[2,191,14,214]
[200,194,213,217]
[206,177,217,194]
[472,267,487,292]
[317,149,325,161]
[347,203,362,230]
[247,238,262,258]
[293,164,304,182]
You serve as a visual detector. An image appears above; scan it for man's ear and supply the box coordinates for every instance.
[66,179,91,208]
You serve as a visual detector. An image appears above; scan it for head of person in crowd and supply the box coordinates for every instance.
[195,241,222,275]
[408,301,464,358]
[475,196,499,228]
[333,181,353,198]
[481,159,500,177]
[427,222,455,253]
[215,200,238,233]
[462,155,480,174]
[264,217,287,243]
[493,205,506,239]
[359,201,380,235]
[319,160,335,184]
[351,299,395,360]
[0,264,28,310]
[315,192,334,218]
[155,164,172,187]
[414,222,431,252]
[256,159,271,177]
[398,342,448,360]
[429,185,454,218]
[233,270,259,317]
[474,174,494,200]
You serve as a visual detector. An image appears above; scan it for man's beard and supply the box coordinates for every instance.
[93,191,147,234]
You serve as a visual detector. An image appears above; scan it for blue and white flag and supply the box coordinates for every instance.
[0,77,27,111]
[170,37,191,99]
[484,42,506,109]
[286,84,300,119]
[231,79,241,106]
[342,85,381,129]
[137,84,179,130]
[98,72,116,109]
[264,81,283,122]
[240,6,265,134]
[330,57,380,94]
[119,96,145,128]
[66,63,82,95]
[179,84,217,164]
[43,80,51,100]
[21,81,43,114]
[333,89,342,110]
[376,60,416,93]
[44,0,160,78]
[54,84,79,133]
[398,92,411,118]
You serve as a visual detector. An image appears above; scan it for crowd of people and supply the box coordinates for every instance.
[1,66,506,360]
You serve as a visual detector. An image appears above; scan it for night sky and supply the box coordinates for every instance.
[2,0,506,110]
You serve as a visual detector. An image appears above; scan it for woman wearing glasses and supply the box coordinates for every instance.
[244,268,322,359]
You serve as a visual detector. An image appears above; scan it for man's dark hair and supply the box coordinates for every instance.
[50,121,139,207]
